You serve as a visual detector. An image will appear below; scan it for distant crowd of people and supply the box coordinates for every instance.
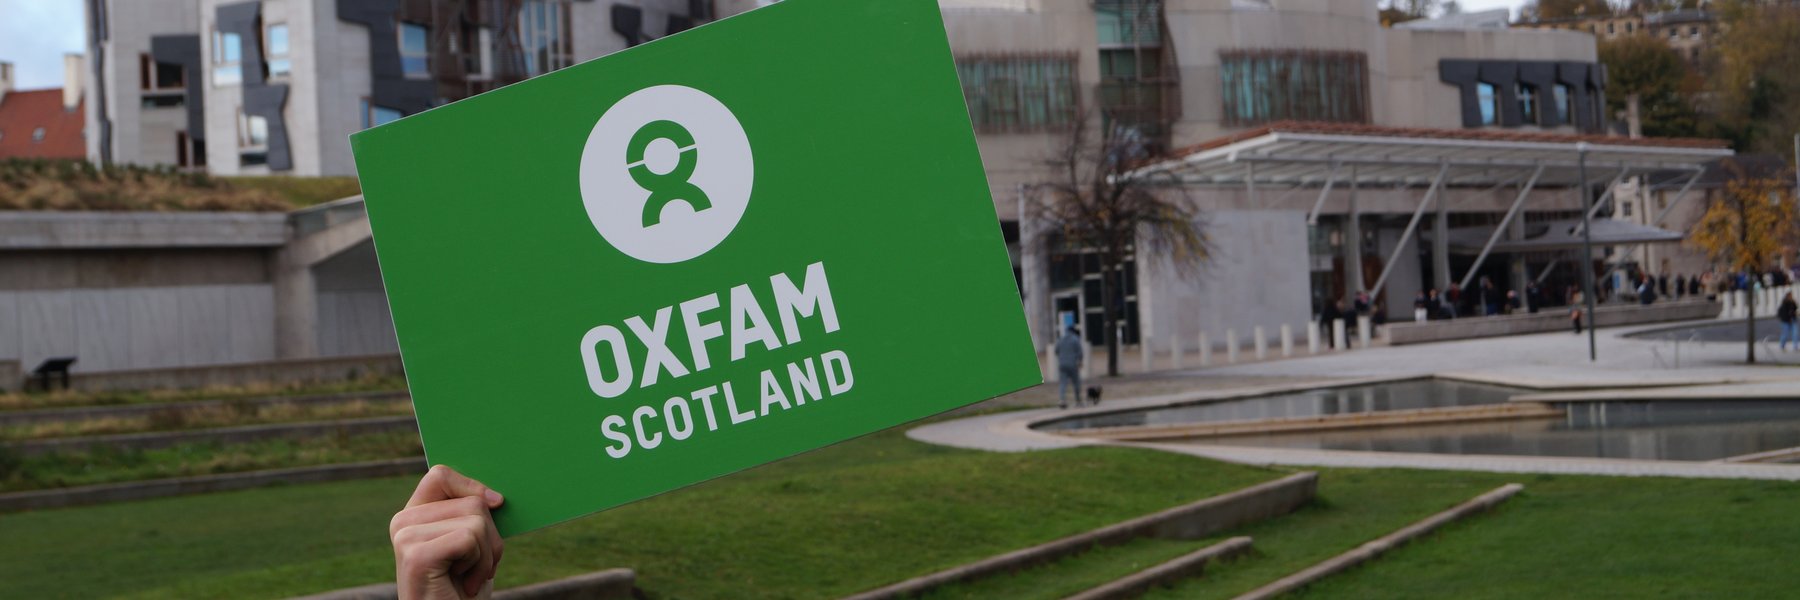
[1303,266,1800,338]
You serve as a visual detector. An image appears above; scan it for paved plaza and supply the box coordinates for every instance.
[913,319,1800,479]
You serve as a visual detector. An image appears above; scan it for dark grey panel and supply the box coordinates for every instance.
[218,1,293,171]
[245,85,291,170]
[1438,60,1483,128]
[150,35,205,141]
[1477,62,1521,126]
[337,0,435,116]
[1440,59,1608,133]
[1516,62,1559,127]
[217,2,265,87]
[613,4,648,47]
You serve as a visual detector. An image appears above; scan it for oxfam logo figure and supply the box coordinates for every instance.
[626,120,710,227]
[580,85,753,264]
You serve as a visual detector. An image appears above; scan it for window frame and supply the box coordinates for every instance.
[359,97,405,129]
[1517,82,1540,126]
[399,21,431,79]
[1553,83,1573,126]
[265,22,292,79]
[518,0,574,76]
[1476,82,1499,126]
[955,53,1079,134]
[1219,48,1371,127]
[211,28,243,87]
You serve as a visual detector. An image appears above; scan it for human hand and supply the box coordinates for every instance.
[391,465,506,599]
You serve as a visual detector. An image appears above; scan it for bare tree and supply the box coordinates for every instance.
[1028,110,1209,377]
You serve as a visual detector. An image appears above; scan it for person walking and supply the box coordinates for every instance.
[1320,300,1344,349]
[1780,292,1799,352]
[1569,289,1585,335]
[1637,274,1657,306]
[1479,277,1502,316]
[1526,282,1543,314]
[1055,324,1084,409]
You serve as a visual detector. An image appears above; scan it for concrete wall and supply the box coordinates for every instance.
[1164,0,1385,148]
[1137,210,1313,351]
[310,0,372,177]
[0,284,276,374]
[1386,299,1721,345]
[313,240,397,357]
[66,352,400,392]
[1383,27,1597,133]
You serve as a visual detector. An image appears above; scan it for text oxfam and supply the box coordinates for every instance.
[578,261,854,459]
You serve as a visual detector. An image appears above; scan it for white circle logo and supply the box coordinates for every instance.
[579,85,753,264]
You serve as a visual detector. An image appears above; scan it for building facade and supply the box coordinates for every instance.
[85,0,708,175]
[944,0,1615,350]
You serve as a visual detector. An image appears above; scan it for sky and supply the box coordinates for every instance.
[0,0,84,90]
[0,0,1531,91]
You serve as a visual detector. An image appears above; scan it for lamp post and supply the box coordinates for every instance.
[1579,145,1598,361]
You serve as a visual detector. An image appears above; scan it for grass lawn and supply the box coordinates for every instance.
[0,430,422,492]
[7,427,1798,599]
[0,376,407,412]
[223,176,362,207]
[0,428,1277,599]
[1285,473,1800,599]
[1,398,414,440]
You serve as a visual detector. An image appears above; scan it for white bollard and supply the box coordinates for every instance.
[1307,322,1320,354]
[1720,291,1735,319]
[1199,332,1212,367]
[1332,319,1347,351]
[1140,334,1153,373]
[1172,334,1183,370]
[1227,329,1239,364]
[1045,343,1057,383]
[1281,324,1294,357]
[1084,341,1096,379]
[1254,326,1268,360]
[1358,315,1372,348]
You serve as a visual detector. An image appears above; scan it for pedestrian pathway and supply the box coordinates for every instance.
[910,321,1800,480]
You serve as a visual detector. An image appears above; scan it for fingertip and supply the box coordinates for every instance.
[484,488,504,507]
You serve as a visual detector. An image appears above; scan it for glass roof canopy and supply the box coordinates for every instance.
[1123,122,1735,188]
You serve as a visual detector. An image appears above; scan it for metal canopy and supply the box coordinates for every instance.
[1124,122,1735,188]
[1429,218,1686,254]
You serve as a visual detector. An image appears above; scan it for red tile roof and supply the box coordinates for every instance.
[0,89,86,160]
[1173,120,1732,159]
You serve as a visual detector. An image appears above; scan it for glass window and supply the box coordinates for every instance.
[212,30,242,86]
[401,22,430,77]
[1689,25,1699,38]
[267,23,291,78]
[1220,49,1371,126]
[955,55,1078,133]
[238,110,268,148]
[1625,22,1634,33]
[1094,0,1161,46]
[1553,84,1572,125]
[518,0,572,76]
[361,99,405,128]
[1477,82,1498,125]
[1517,83,1539,126]
[32,127,46,143]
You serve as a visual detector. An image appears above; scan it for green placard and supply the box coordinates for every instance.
[351,0,1040,535]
